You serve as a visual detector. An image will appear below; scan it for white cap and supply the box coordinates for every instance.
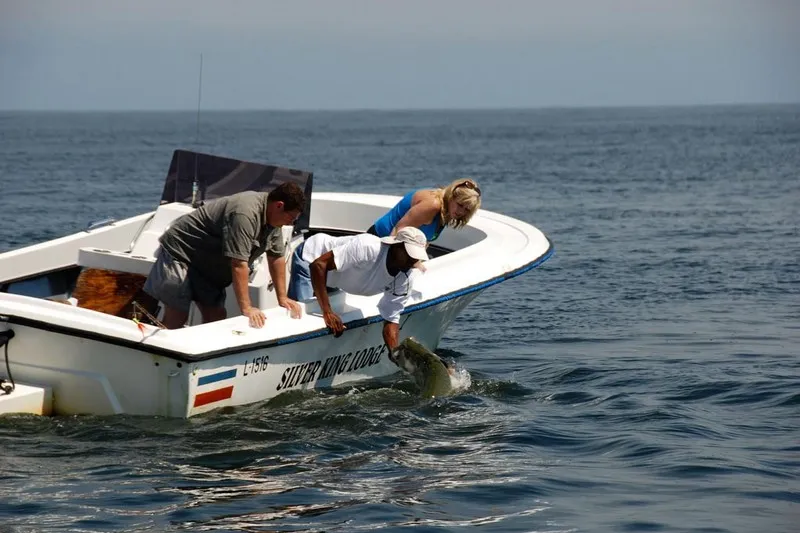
[380,226,429,261]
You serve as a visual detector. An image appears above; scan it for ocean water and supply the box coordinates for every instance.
[0,106,798,532]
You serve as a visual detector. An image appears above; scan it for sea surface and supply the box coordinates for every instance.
[0,106,798,532]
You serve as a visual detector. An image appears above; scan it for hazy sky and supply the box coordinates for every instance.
[1,0,798,110]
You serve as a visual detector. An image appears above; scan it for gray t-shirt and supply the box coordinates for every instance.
[159,191,285,288]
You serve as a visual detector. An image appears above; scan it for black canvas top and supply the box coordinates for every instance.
[160,150,313,235]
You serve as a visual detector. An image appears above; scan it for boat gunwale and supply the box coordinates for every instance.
[1,237,553,363]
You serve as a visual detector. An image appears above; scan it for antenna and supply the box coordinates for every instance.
[191,53,204,207]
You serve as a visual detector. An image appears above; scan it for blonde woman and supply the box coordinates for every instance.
[367,179,482,243]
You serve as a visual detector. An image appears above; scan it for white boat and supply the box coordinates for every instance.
[0,150,553,417]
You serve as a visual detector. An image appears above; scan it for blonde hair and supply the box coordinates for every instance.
[435,178,482,229]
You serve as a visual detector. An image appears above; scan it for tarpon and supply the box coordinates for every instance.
[391,337,455,398]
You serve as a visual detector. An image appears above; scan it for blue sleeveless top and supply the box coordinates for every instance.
[372,190,443,242]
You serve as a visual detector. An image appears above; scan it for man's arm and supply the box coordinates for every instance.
[267,254,301,319]
[377,270,416,357]
[382,321,400,352]
[224,210,266,328]
[231,258,266,328]
[310,251,345,336]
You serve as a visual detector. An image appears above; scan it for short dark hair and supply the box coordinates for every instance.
[268,182,306,212]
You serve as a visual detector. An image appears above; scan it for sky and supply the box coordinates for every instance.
[0,0,798,111]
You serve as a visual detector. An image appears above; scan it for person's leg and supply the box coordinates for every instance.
[188,268,228,324]
[161,306,190,329]
[196,302,227,323]
[143,248,193,329]
[287,243,314,301]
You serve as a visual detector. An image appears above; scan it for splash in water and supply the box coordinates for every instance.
[445,359,472,394]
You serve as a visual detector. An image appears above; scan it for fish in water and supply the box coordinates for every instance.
[391,337,455,398]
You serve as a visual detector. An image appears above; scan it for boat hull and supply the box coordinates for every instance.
[2,292,479,417]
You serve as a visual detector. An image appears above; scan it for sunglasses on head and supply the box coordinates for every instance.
[457,180,481,197]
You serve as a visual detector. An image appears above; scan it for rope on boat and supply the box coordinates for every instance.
[132,301,166,330]
[0,330,15,395]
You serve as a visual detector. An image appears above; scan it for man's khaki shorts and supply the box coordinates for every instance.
[143,248,225,313]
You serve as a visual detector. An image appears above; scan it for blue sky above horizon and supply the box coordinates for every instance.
[1,0,798,111]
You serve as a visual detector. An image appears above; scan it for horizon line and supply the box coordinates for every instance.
[1,101,799,114]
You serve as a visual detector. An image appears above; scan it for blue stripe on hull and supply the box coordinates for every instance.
[198,368,237,386]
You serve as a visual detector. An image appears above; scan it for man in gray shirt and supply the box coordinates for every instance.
[143,182,306,329]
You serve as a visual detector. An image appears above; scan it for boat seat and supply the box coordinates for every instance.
[77,248,156,276]
[130,202,195,259]
[76,203,195,277]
